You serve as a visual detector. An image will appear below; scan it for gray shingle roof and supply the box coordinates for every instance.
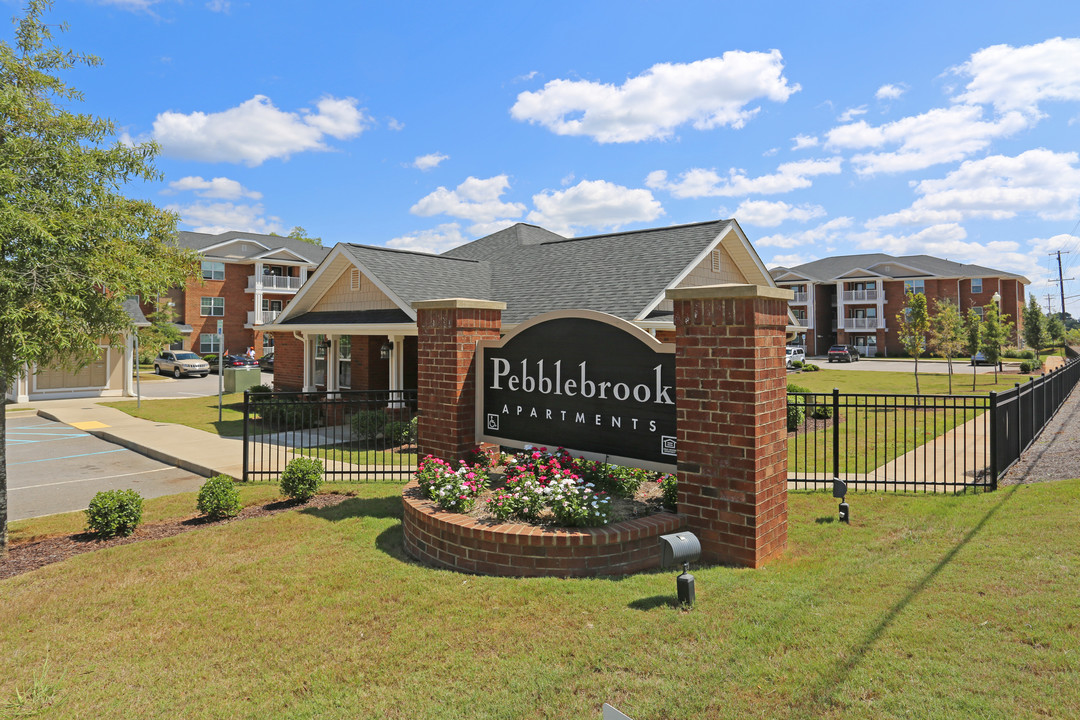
[343,244,491,306]
[772,253,1029,284]
[280,309,412,326]
[177,230,332,263]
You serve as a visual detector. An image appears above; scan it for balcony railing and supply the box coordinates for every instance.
[858,346,878,358]
[841,317,883,330]
[842,289,879,302]
[791,292,808,303]
[247,310,281,325]
[248,275,302,291]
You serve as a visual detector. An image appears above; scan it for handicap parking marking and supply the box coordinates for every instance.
[8,448,126,466]
[6,429,91,445]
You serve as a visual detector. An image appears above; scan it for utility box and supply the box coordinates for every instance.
[224,367,262,394]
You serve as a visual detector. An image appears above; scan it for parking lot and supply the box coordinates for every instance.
[5,413,205,521]
[133,368,274,399]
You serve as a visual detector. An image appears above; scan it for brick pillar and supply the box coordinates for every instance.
[414,299,505,463]
[666,284,793,568]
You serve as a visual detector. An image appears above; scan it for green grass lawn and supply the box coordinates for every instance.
[2,480,1078,719]
[104,393,248,437]
[297,444,418,467]
[790,367,1036,395]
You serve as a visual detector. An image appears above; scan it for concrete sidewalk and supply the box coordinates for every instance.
[7,397,246,480]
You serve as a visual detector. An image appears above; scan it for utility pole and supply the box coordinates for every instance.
[1045,293,1056,314]
[1050,250,1072,323]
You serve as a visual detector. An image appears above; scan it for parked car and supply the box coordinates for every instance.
[153,351,210,378]
[202,354,261,373]
[827,344,861,363]
[970,351,988,365]
[786,346,806,368]
[258,352,274,372]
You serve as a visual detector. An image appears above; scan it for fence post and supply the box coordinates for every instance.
[832,387,840,481]
[242,390,249,483]
[988,391,998,491]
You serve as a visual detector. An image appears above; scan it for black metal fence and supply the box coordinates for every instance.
[242,389,418,483]
[992,356,1080,478]
[787,389,993,493]
[788,355,1080,493]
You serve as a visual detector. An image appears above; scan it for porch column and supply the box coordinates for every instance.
[389,334,405,407]
[413,299,505,463]
[667,284,792,568]
[326,335,338,394]
[302,334,315,392]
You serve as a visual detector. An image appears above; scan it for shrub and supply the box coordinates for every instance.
[351,409,387,443]
[465,444,494,470]
[196,474,241,519]
[86,489,144,538]
[383,420,412,446]
[279,457,324,501]
[803,363,820,372]
[791,360,804,369]
[486,475,548,523]
[415,455,487,512]
[576,460,649,499]
[248,384,274,395]
[1020,359,1041,373]
[1004,348,1035,360]
[809,403,833,420]
[258,400,322,428]
[657,474,677,511]
[787,382,808,431]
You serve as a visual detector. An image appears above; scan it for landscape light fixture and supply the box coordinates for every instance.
[833,478,849,524]
[658,531,701,606]
[379,341,394,360]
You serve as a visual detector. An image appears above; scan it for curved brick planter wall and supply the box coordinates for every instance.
[402,481,687,577]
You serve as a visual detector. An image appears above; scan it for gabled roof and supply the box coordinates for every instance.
[177,230,331,264]
[344,244,491,310]
[771,253,1030,284]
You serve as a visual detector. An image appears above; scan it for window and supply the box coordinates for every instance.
[199,334,221,353]
[971,278,983,293]
[904,279,925,295]
[263,333,274,349]
[792,308,807,321]
[200,297,224,316]
[973,306,985,319]
[201,261,225,281]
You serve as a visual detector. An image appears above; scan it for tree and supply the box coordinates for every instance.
[928,298,963,394]
[287,226,322,247]
[0,1,198,553]
[981,301,1013,383]
[137,302,183,364]
[963,308,983,391]
[1022,296,1048,360]
[896,291,930,394]
[1047,314,1065,347]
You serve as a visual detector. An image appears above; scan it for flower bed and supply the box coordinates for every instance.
[401,447,685,577]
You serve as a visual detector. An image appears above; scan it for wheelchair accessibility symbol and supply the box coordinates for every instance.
[486,414,500,431]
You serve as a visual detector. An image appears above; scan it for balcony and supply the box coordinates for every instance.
[247,310,281,326]
[841,317,883,330]
[858,346,879,358]
[790,291,808,303]
[248,275,302,292]
[842,289,879,302]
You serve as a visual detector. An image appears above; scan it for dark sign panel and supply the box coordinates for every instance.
[476,311,676,472]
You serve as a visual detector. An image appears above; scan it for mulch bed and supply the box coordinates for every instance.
[0,493,353,582]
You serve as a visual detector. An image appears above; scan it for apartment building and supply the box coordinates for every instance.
[151,231,331,357]
[771,254,1028,357]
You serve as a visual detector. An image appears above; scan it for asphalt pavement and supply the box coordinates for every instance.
[132,369,273,399]
[5,412,205,521]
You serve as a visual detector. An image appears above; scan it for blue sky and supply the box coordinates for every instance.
[10,1,1080,313]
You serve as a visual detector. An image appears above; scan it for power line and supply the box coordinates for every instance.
[1049,250,1074,322]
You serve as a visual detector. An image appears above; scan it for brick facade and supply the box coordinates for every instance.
[668,285,792,568]
[273,332,304,391]
[414,299,505,463]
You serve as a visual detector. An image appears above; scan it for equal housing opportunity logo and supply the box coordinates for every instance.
[476,310,677,472]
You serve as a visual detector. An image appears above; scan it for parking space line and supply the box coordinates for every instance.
[12,467,177,491]
[8,449,126,466]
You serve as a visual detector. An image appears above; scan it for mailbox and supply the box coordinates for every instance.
[659,532,701,569]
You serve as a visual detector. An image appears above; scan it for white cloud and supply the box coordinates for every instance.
[755,217,853,249]
[646,157,843,198]
[387,118,405,131]
[410,175,526,233]
[791,134,819,150]
[527,180,664,236]
[735,200,826,227]
[952,37,1080,114]
[386,223,470,255]
[412,152,449,171]
[206,0,229,11]
[837,106,867,122]
[151,95,370,166]
[875,83,906,100]
[868,149,1080,227]
[166,176,261,200]
[168,201,285,236]
[767,252,817,269]
[510,51,800,143]
[96,0,161,10]
[826,104,1029,175]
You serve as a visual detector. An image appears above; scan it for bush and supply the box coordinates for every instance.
[809,403,833,419]
[86,489,144,538]
[657,474,677,511]
[258,400,322,428]
[248,384,274,395]
[1020,359,1042,373]
[351,409,387,443]
[802,363,820,372]
[415,455,487,512]
[577,460,649,499]
[384,420,412,446]
[196,474,241,519]
[1004,348,1035,360]
[279,457,324,501]
[787,382,808,431]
